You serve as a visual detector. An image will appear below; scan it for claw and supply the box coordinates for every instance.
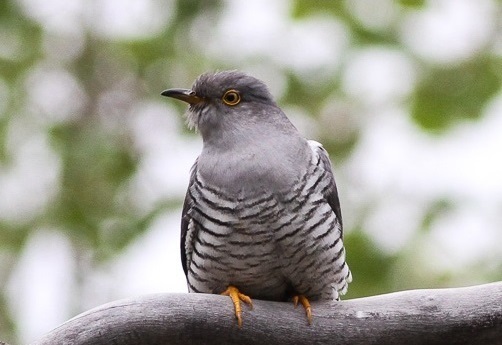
[221,285,253,328]
[293,295,312,325]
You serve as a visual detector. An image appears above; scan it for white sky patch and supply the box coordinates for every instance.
[363,196,424,255]
[349,101,502,202]
[345,0,399,32]
[6,229,75,344]
[342,47,417,106]
[214,0,288,58]
[209,1,349,82]
[109,212,187,297]
[18,0,85,34]
[425,205,500,273]
[0,120,60,223]
[348,96,502,256]
[399,0,497,64]
[274,16,349,80]
[71,213,187,313]
[128,101,201,210]
[24,65,87,124]
[86,0,174,39]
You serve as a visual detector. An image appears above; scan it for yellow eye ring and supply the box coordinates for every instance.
[222,90,241,106]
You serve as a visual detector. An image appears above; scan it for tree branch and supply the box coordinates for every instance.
[30,282,502,345]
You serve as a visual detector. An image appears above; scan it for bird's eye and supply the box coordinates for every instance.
[222,90,241,106]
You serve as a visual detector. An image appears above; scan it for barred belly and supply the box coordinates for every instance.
[184,149,351,301]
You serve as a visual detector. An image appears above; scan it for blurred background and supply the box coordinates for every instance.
[1,0,501,343]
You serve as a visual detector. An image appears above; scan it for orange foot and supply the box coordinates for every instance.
[293,295,312,325]
[221,285,253,328]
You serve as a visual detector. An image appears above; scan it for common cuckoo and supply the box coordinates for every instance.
[162,71,352,327]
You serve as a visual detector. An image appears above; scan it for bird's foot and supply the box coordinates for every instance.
[293,295,312,325]
[221,285,253,328]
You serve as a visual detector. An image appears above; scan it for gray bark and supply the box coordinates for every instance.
[30,282,502,345]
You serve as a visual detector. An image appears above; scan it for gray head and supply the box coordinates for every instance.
[161,71,297,144]
[162,71,310,191]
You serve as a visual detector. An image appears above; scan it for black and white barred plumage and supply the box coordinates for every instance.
[182,140,351,302]
[164,70,352,308]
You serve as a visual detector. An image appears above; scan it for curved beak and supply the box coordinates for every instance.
[161,88,203,105]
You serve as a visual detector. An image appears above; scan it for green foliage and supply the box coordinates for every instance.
[344,231,397,298]
[420,199,453,232]
[398,0,426,8]
[0,6,42,81]
[174,0,222,23]
[412,57,502,132]
[48,122,139,253]
[291,1,345,19]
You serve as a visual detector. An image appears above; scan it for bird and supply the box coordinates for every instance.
[161,70,352,327]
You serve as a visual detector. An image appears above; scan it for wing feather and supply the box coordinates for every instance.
[180,159,198,278]
[309,141,343,231]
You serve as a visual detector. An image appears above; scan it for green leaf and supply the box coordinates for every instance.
[411,56,501,132]
[343,230,397,298]
[398,0,426,8]
[291,1,345,19]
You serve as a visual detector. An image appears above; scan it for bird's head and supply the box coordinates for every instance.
[161,71,280,139]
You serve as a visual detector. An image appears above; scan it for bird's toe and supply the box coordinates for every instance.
[221,285,253,328]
